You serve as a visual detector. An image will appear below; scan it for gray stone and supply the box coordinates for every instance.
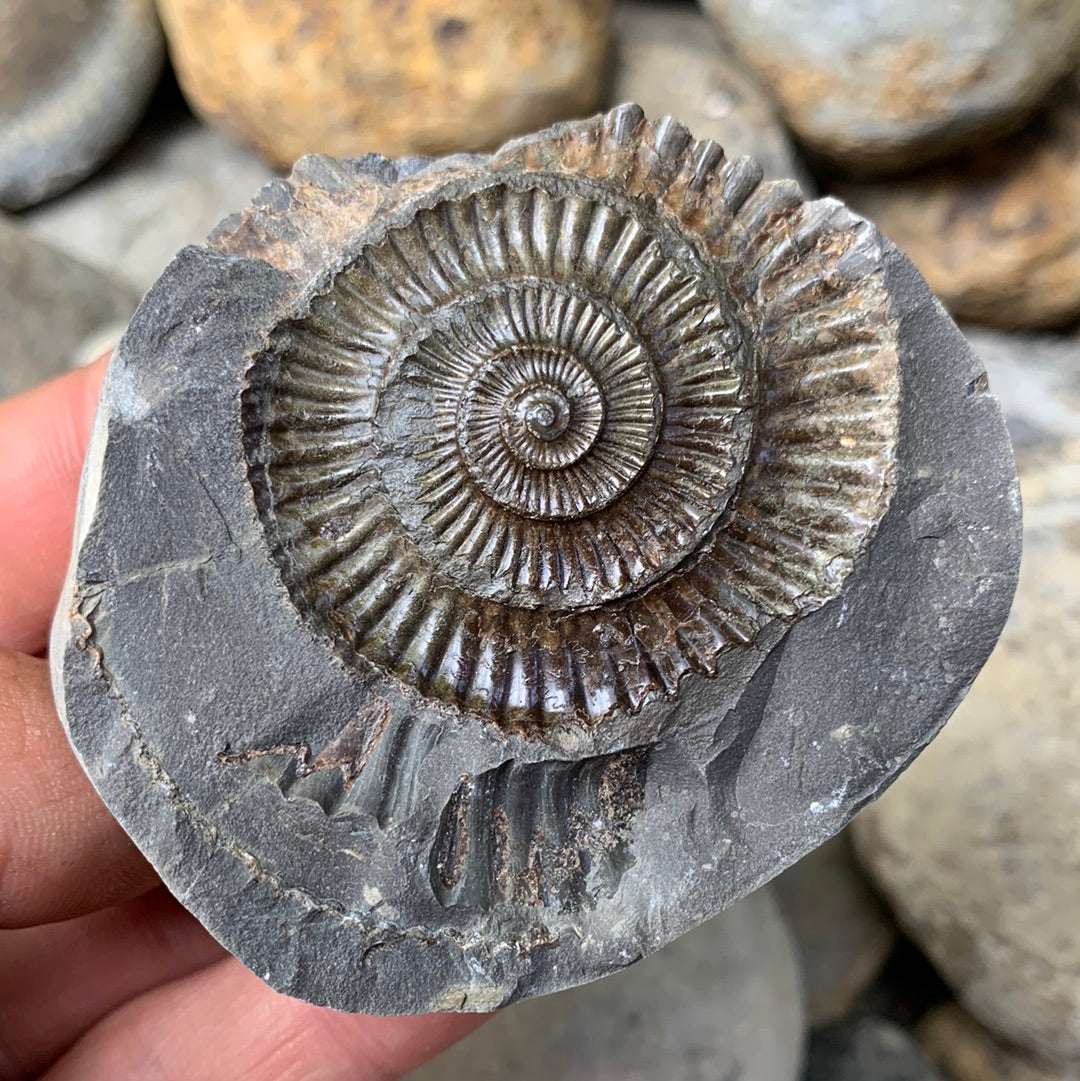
[962,329,1080,454]
[609,0,811,188]
[919,1005,1080,1081]
[0,215,138,397]
[406,887,805,1081]
[20,110,275,293]
[0,0,164,210]
[775,830,897,1026]
[51,107,1020,1014]
[701,0,1080,175]
[806,1017,944,1081]
[854,329,1080,1061]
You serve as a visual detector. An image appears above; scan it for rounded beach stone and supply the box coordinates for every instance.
[838,77,1080,330]
[0,0,164,210]
[919,1005,1080,1081]
[156,0,612,166]
[700,0,1080,175]
[959,329,1080,455]
[806,1017,946,1081]
[774,830,897,1026]
[51,107,1020,1014]
[407,887,805,1081]
[20,108,275,293]
[853,329,1080,1061]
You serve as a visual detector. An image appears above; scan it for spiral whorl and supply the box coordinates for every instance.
[243,107,900,735]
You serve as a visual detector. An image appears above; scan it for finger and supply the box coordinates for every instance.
[44,956,487,1081]
[0,650,158,928]
[0,886,225,1080]
[0,356,107,655]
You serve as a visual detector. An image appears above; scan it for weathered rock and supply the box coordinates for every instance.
[805,1017,944,1081]
[838,77,1080,330]
[775,830,897,1026]
[51,108,1020,1014]
[156,0,611,166]
[20,107,275,293]
[0,0,164,210]
[854,332,1080,1061]
[919,1005,1080,1081]
[407,887,804,1081]
[701,0,1080,175]
[0,216,138,397]
[609,0,810,187]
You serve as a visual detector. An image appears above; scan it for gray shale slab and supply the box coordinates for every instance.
[51,107,1021,1014]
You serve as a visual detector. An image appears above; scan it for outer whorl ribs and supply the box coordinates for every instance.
[243,106,901,735]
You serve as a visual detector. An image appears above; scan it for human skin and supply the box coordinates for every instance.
[0,357,484,1080]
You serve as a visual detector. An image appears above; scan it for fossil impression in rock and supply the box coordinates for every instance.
[53,106,1021,1014]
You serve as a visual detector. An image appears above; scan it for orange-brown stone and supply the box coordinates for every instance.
[839,77,1080,330]
[157,0,612,166]
[919,1006,1080,1081]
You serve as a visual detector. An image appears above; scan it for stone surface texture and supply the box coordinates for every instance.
[854,329,1080,1062]
[0,0,164,210]
[157,0,611,166]
[406,887,805,1081]
[774,829,897,1026]
[838,76,1080,330]
[0,215,138,397]
[52,108,1020,1014]
[20,109,275,293]
[609,0,810,187]
[919,1005,1080,1081]
[805,1017,945,1081]
[701,0,1080,175]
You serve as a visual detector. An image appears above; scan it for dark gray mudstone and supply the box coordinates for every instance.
[407,887,805,1081]
[805,1018,944,1081]
[51,108,1021,1014]
[0,215,138,397]
[0,0,164,210]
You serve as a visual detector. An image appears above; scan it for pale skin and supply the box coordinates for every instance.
[0,357,485,1079]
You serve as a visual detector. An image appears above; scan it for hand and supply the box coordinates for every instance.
[0,359,484,1080]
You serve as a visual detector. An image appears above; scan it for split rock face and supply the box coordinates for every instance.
[52,107,1022,1014]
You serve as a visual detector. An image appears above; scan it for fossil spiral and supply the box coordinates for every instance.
[242,105,901,735]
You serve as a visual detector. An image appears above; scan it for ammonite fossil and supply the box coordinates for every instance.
[53,106,1021,1013]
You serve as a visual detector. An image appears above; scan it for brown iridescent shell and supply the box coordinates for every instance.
[238,106,900,737]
